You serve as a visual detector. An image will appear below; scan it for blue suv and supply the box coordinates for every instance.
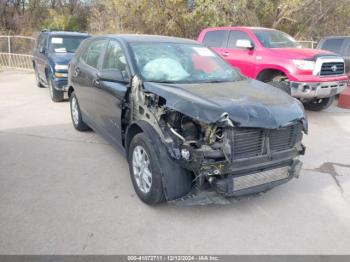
[32,30,90,102]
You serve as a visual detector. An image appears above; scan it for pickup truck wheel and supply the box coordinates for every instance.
[266,79,291,95]
[34,67,44,88]
[70,92,90,131]
[303,96,335,111]
[48,76,64,102]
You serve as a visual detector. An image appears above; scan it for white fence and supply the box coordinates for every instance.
[0,36,35,71]
[297,40,317,49]
[0,35,317,71]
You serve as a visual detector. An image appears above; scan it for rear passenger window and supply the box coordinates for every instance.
[82,40,106,68]
[202,30,227,47]
[321,39,345,54]
[227,31,252,49]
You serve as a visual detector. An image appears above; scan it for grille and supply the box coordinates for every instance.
[233,128,264,158]
[231,124,300,160]
[270,125,299,152]
[233,166,289,191]
[320,62,345,76]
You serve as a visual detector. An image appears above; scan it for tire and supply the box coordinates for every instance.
[128,131,193,205]
[34,66,45,88]
[70,92,90,131]
[48,75,64,102]
[303,95,335,111]
[266,78,291,95]
[128,133,166,205]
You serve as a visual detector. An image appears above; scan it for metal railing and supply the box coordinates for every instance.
[0,36,35,71]
[297,40,317,49]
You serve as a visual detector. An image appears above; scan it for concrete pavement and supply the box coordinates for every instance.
[0,70,350,254]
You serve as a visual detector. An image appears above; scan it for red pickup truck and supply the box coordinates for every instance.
[198,27,348,111]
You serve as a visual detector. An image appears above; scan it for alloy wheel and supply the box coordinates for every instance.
[132,145,152,194]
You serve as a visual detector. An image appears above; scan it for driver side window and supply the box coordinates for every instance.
[102,40,129,78]
[82,40,106,68]
[227,31,253,49]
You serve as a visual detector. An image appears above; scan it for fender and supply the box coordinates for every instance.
[125,120,192,201]
[255,65,292,80]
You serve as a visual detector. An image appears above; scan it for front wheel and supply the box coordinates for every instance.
[266,75,291,95]
[128,133,165,205]
[70,92,90,131]
[303,96,335,111]
[48,76,64,102]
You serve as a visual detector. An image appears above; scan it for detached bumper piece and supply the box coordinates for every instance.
[211,160,302,197]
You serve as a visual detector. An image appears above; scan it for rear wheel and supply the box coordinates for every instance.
[303,96,335,111]
[48,76,64,102]
[70,92,90,131]
[34,66,44,88]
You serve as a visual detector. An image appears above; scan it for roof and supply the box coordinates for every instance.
[46,31,90,37]
[203,26,275,31]
[106,34,198,44]
[320,36,350,40]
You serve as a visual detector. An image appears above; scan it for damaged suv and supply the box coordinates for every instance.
[68,35,307,205]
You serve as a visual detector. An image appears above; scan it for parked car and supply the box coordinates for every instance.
[198,27,348,111]
[32,30,90,102]
[68,35,307,205]
[317,36,350,75]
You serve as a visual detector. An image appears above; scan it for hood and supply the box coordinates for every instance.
[269,47,334,60]
[48,52,74,66]
[143,79,306,129]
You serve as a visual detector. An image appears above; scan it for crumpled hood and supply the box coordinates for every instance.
[269,47,333,60]
[48,52,74,66]
[144,79,306,129]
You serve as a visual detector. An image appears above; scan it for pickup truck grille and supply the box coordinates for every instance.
[320,62,345,76]
[231,124,301,160]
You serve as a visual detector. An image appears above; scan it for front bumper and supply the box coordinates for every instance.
[51,77,68,92]
[290,80,347,99]
[211,159,302,197]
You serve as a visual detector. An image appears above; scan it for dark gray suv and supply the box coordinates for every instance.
[317,36,350,75]
[67,34,307,205]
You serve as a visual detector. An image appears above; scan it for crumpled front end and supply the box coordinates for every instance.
[129,77,307,199]
[159,110,305,197]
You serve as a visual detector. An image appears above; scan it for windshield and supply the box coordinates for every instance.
[130,43,243,83]
[253,29,300,48]
[49,35,87,53]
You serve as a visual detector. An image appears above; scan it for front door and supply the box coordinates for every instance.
[94,40,130,145]
[220,30,257,78]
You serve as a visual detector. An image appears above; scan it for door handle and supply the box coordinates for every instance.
[93,79,100,87]
[222,52,230,57]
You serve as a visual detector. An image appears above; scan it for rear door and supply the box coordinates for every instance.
[94,40,130,145]
[220,30,257,77]
[72,39,107,123]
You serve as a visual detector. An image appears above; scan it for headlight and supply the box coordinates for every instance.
[293,60,315,71]
[54,64,68,71]
[54,72,68,78]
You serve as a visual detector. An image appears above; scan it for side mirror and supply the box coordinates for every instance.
[98,69,128,83]
[236,39,254,50]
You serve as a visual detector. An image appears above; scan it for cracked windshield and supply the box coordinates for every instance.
[131,43,243,83]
